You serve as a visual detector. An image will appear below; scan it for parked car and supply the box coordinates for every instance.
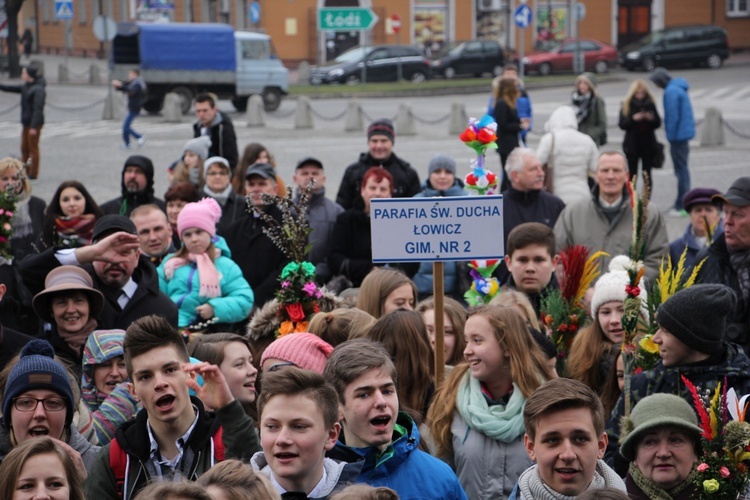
[309,45,432,85]
[518,38,618,76]
[620,25,729,71]
[430,40,505,79]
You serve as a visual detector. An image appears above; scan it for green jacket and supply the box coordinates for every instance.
[578,95,608,146]
[84,397,259,500]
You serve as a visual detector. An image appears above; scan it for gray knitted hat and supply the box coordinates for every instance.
[656,284,737,354]
[428,154,457,176]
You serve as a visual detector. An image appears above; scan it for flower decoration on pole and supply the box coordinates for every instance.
[684,376,750,499]
[464,259,501,306]
[540,245,606,375]
[0,182,18,263]
[248,180,322,338]
[459,114,498,196]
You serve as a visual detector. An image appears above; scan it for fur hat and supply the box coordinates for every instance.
[591,256,648,320]
[368,119,395,143]
[177,197,222,238]
[619,393,702,461]
[1,340,76,430]
[656,284,736,354]
[184,136,211,161]
[32,266,104,324]
[260,333,334,374]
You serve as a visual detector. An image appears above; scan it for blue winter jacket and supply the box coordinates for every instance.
[328,412,467,500]
[158,236,254,327]
[663,77,695,142]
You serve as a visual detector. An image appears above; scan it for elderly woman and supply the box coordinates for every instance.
[0,339,100,471]
[31,265,104,377]
[619,393,701,499]
[0,157,46,262]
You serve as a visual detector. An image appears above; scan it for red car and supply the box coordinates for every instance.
[518,38,619,76]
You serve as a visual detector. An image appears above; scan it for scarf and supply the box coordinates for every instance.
[628,462,697,500]
[455,370,526,442]
[10,196,33,239]
[517,460,626,500]
[729,247,750,308]
[203,184,233,207]
[58,318,98,353]
[163,249,222,298]
[54,214,96,248]
[571,91,593,125]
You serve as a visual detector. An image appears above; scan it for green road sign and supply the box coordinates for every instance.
[318,7,379,31]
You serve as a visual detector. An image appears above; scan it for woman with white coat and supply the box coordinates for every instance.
[536,105,599,206]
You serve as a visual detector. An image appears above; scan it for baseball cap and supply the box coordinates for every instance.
[245,162,276,181]
[295,157,324,170]
[713,177,750,207]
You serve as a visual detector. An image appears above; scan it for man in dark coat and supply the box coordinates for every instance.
[19,215,178,329]
[192,93,239,168]
[0,61,46,179]
[698,176,750,353]
[0,282,34,370]
[220,163,289,309]
[100,155,165,217]
[335,119,420,210]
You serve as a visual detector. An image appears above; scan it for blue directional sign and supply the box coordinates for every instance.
[514,4,532,29]
[55,0,74,20]
[249,1,260,24]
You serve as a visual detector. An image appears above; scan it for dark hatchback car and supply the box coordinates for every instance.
[309,45,432,85]
[430,40,505,79]
[620,25,730,71]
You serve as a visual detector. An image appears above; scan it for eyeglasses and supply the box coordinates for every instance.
[268,361,295,372]
[13,397,67,412]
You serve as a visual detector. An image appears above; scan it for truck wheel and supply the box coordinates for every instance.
[170,86,194,114]
[142,95,164,115]
[262,88,282,112]
[232,96,249,112]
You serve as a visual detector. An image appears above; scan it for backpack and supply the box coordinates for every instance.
[109,426,225,499]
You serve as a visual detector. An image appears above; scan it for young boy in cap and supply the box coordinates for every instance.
[293,156,344,283]
[250,367,361,497]
[1,339,100,470]
[510,378,626,499]
[668,187,724,268]
[324,339,467,499]
[335,118,420,210]
[605,283,750,470]
[84,315,259,499]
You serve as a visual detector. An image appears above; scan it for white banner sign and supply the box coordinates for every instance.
[370,195,504,263]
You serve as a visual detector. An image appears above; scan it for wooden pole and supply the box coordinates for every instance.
[433,262,445,386]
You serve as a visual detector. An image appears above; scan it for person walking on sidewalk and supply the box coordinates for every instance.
[0,61,46,180]
[112,68,147,150]
[650,67,695,216]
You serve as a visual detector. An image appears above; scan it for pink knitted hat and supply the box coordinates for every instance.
[177,197,222,237]
[261,333,334,374]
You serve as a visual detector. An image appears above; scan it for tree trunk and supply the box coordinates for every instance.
[5,0,25,78]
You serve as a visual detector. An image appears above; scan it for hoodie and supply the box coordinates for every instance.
[663,77,696,143]
[250,453,361,499]
[100,155,165,216]
[81,330,139,445]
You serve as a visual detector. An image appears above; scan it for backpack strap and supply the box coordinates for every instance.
[108,438,128,499]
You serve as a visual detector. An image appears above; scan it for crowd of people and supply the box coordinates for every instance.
[0,61,748,500]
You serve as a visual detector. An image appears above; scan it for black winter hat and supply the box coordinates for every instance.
[656,284,737,354]
[92,214,137,242]
[121,155,155,193]
[367,119,395,143]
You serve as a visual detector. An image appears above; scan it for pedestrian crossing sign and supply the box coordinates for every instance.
[55,0,74,20]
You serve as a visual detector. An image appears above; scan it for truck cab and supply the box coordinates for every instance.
[112,22,289,113]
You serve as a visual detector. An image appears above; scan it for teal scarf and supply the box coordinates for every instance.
[456,371,526,442]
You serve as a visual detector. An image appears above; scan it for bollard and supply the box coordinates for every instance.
[700,107,725,147]
[448,101,468,135]
[162,93,183,123]
[102,90,123,121]
[395,103,417,136]
[89,64,102,85]
[297,61,310,86]
[344,99,364,132]
[246,94,266,127]
[295,96,314,129]
[58,64,69,83]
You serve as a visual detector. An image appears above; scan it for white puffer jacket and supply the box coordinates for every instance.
[537,106,599,206]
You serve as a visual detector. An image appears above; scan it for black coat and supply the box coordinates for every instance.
[192,112,239,168]
[618,97,661,158]
[0,76,46,127]
[219,205,290,309]
[0,323,33,371]
[19,248,178,330]
[9,196,46,262]
[335,152,421,210]
[493,99,522,160]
